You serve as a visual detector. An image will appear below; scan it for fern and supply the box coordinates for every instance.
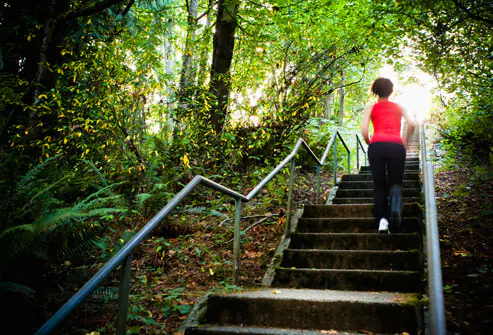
[90,286,119,302]
[80,159,108,187]
[16,155,61,193]
[178,206,228,218]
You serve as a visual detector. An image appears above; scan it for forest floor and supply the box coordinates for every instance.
[433,156,493,334]
[23,154,493,335]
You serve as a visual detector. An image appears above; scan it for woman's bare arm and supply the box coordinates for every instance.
[360,105,372,145]
[401,107,416,149]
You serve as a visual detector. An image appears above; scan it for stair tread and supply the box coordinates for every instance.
[277,268,420,274]
[292,232,418,236]
[285,249,419,254]
[208,288,418,304]
[187,325,394,335]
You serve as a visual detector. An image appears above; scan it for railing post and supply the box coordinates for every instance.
[347,150,351,175]
[333,136,338,184]
[116,254,132,335]
[286,158,296,233]
[316,165,321,205]
[356,135,360,170]
[232,199,242,286]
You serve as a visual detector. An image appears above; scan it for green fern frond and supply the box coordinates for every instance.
[80,159,108,187]
[0,223,35,240]
[135,193,153,209]
[76,195,123,211]
[35,206,125,233]
[23,174,73,211]
[17,155,61,192]
[91,286,119,302]
[0,282,36,296]
[74,182,126,210]
[179,206,228,218]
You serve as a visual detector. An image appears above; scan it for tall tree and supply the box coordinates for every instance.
[208,0,240,134]
[179,0,199,98]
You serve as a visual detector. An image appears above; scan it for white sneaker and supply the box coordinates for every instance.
[378,218,390,234]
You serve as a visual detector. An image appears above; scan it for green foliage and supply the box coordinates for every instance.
[0,157,126,288]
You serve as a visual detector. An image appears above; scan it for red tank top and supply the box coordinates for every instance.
[370,101,403,144]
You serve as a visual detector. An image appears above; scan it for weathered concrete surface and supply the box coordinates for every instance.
[194,289,421,334]
[281,249,421,270]
[273,268,422,292]
[261,208,303,287]
[338,180,421,189]
[296,217,422,234]
[332,197,420,204]
[186,325,372,334]
[289,232,422,250]
[335,188,420,198]
[342,172,421,181]
[302,203,422,217]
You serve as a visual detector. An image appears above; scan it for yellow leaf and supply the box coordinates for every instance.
[87,18,92,24]
[85,149,89,154]
[272,290,281,294]
[182,154,190,168]
[37,94,47,100]
[209,268,214,276]
[119,239,124,243]
[64,138,67,144]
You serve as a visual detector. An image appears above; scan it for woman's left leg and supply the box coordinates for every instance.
[387,143,406,231]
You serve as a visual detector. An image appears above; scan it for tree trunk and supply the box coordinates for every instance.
[196,0,214,90]
[208,0,239,134]
[323,92,333,119]
[179,0,199,98]
[338,71,345,126]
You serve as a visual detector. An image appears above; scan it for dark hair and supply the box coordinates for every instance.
[371,77,393,98]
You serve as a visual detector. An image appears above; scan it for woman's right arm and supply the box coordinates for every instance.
[401,107,416,149]
[361,105,372,145]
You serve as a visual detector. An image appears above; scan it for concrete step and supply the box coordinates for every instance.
[302,203,422,218]
[186,325,382,334]
[190,289,421,334]
[272,268,422,292]
[281,249,421,270]
[289,233,421,250]
[332,197,420,204]
[338,180,420,189]
[335,188,420,198]
[360,165,419,173]
[296,217,422,234]
[342,172,420,181]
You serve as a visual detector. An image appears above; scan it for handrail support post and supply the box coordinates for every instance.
[116,254,132,335]
[232,199,242,286]
[333,137,338,184]
[286,158,296,233]
[347,151,351,175]
[356,135,360,170]
[316,165,321,205]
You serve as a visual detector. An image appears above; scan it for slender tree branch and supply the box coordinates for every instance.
[450,0,493,25]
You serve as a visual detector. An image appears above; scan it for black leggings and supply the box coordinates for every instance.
[368,142,406,221]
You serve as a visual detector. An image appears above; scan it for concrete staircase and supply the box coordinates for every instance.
[182,145,425,334]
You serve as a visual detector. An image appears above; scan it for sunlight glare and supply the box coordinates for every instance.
[378,64,434,122]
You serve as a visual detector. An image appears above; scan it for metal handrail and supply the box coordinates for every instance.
[35,129,358,335]
[356,134,367,169]
[420,123,446,335]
